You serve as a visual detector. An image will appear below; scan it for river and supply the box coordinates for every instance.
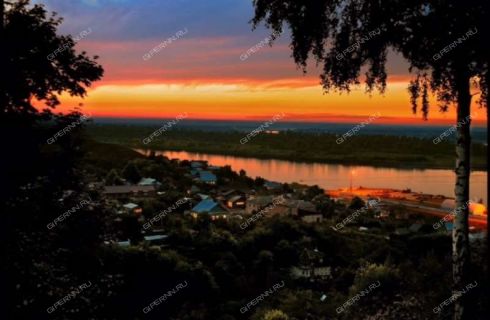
[137,150,487,205]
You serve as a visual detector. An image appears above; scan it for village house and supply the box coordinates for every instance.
[291,248,332,281]
[219,189,238,198]
[138,177,161,187]
[289,200,323,223]
[114,234,168,247]
[266,199,323,223]
[196,193,210,200]
[297,210,323,223]
[291,265,332,280]
[374,204,390,219]
[264,180,282,191]
[245,196,274,214]
[191,198,228,219]
[143,234,168,245]
[226,195,246,209]
[103,185,157,199]
[190,161,207,169]
[216,189,247,202]
[122,202,142,216]
[190,168,201,176]
[197,171,217,185]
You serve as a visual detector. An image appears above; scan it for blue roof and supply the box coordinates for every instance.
[191,161,205,168]
[192,199,223,214]
[199,171,217,182]
[264,181,282,189]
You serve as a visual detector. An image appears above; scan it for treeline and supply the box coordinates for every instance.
[87,125,487,170]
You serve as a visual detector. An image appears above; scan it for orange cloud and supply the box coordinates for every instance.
[49,79,486,126]
[45,37,485,126]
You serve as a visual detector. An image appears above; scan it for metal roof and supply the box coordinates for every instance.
[138,178,158,185]
[198,171,217,182]
[123,203,139,209]
[192,199,223,213]
[103,185,156,194]
[144,235,168,241]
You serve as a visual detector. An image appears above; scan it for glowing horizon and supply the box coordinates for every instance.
[37,0,487,126]
[54,79,486,126]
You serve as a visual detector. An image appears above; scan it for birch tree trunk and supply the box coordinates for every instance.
[485,68,490,320]
[1,0,4,113]
[452,73,472,320]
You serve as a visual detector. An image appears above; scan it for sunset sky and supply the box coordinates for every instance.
[36,0,486,125]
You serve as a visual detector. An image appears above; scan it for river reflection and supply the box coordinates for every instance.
[137,149,487,205]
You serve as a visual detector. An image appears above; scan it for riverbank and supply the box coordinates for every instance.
[327,187,487,229]
[134,149,487,205]
[87,124,488,170]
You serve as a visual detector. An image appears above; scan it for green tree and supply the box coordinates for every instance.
[254,250,274,286]
[314,194,335,218]
[349,197,365,210]
[1,1,104,318]
[263,309,289,320]
[121,161,142,184]
[1,0,103,115]
[121,215,143,245]
[105,168,123,185]
[301,185,324,201]
[1,0,103,198]
[251,2,488,318]
[255,176,266,187]
[239,169,247,177]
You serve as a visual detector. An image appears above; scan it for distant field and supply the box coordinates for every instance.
[86,124,487,170]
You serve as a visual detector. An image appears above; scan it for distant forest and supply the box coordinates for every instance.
[93,118,488,143]
[87,124,487,170]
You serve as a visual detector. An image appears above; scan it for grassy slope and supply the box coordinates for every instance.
[87,124,487,170]
[81,138,145,171]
